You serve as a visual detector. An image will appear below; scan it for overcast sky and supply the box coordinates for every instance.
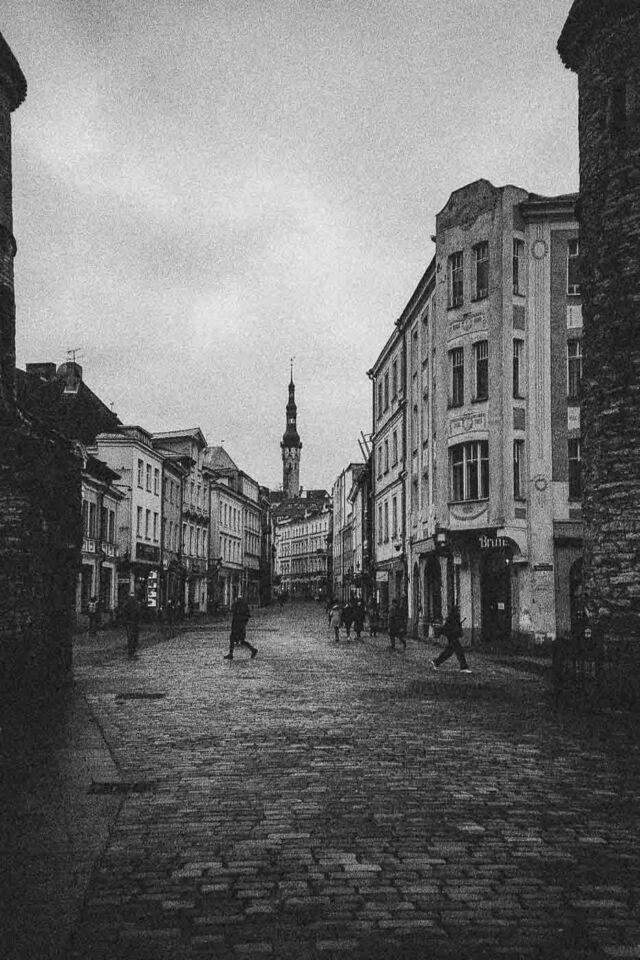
[5,0,578,491]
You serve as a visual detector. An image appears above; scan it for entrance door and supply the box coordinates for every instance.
[480,551,512,642]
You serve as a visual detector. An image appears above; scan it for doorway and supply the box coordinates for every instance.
[480,549,512,642]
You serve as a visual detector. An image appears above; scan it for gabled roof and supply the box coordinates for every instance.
[16,366,121,445]
[152,427,207,448]
[203,445,239,473]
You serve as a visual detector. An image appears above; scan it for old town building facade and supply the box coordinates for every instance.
[371,179,584,645]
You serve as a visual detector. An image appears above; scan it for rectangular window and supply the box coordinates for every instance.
[377,447,383,478]
[568,438,582,500]
[384,438,389,473]
[137,459,144,488]
[473,241,489,300]
[392,360,398,398]
[153,512,158,541]
[146,464,152,492]
[449,440,489,501]
[567,339,582,399]
[377,381,383,420]
[108,510,115,542]
[513,339,524,398]
[450,347,464,407]
[154,468,160,495]
[384,501,389,541]
[392,430,398,465]
[384,372,389,410]
[513,238,525,295]
[392,496,398,537]
[136,506,142,537]
[513,440,525,499]
[448,251,464,307]
[474,340,489,400]
[88,503,96,538]
[567,239,581,295]
[145,509,151,539]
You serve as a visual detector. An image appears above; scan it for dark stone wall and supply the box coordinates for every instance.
[571,9,640,637]
[0,423,82,707]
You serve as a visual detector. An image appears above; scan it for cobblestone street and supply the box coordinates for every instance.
[45,604,640,957]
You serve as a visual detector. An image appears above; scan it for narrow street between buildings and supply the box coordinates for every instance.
[14,603,640,959]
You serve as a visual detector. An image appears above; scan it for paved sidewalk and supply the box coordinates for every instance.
[6,603,640,959]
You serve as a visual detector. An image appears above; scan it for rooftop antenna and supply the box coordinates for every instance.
[66,348,82,362]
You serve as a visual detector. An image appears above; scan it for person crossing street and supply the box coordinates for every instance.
[224,594,258,660]
[431,604,471,672]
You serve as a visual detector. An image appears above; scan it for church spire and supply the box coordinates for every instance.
[281,360,302,497]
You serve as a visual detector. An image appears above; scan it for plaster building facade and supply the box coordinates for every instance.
[331,464,365,603]
[369,323,407,619]
[274,499,331,600]
[347,459,373,603]
[93,427,165,611]
[158,453,188,611]
[79,454,123,620]
[371,178,584,646]
[152,429,210,614]
[206,446,262,607]
[558,0,640,648]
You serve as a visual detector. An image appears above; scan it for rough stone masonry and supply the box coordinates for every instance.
[558,1,640,653]
[0,30,81,708]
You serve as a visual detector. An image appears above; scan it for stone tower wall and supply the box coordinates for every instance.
[559,2,640,639]
[0,32,82,709]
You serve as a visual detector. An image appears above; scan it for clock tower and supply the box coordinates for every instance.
[280,364,302,498]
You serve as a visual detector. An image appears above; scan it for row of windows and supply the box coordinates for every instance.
[137,459,161,495]
[447,238,580,309]
[376,430,400,478]
[447,438,582,502]
[82,501,116,543]
[136,507,160,542]
[376,356,402,420]
[377,495,400,544]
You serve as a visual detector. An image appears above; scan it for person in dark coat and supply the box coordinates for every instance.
[224,594,257,660]
[122,591,141,660]
[367,598,379,637]
[431,604,470,672]
[388,599,407,650]
[352,599,365,641]
[342,600,354,638]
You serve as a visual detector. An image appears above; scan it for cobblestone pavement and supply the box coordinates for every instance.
[67,602,640,960]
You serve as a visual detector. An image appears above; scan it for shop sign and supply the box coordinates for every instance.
[533,563,553,572]
[147,569,159,607]
[136,543,160,563]
[478,536,509,550]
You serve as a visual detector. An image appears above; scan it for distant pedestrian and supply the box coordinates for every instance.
[431,604,470,672]
[367,599,379,637]
[342,600,354,639]
[388,599,406,651]
[352,599,365,641]
[278,591,286,609]
[122,591,141,660]
[329,602,342,643]
[224,594,257,660]
[87,595,99,636]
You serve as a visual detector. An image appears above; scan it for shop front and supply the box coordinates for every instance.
[435,530,524,646]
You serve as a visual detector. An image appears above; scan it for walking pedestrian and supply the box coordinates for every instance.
[342,599,354,639]
[352,599,365,641]
[224,594,257,660]
[431,604,471,672]
[367,598,379,637]
[328,602,342,643]
[122,591,141,660]
[87,595,99,636]
[388,598,407,651]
